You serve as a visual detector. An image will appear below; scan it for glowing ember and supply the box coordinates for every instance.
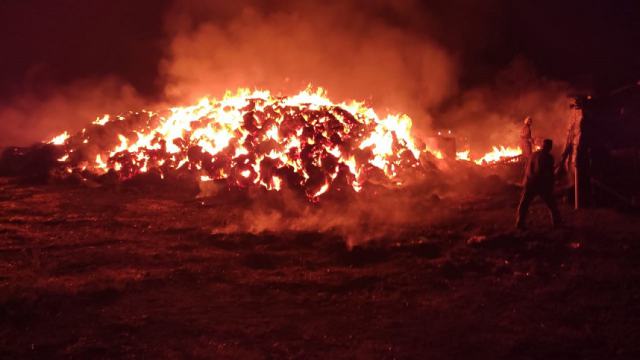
[49,87,423,200]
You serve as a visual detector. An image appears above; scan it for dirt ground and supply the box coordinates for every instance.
[1,177,640,359]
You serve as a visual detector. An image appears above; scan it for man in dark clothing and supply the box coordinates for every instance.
[516,138,561,229]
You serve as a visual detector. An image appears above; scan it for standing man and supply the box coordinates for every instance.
[516,139,562,229]
[559,96,592,208]
[559,110,581,202]
[520,116,534,159]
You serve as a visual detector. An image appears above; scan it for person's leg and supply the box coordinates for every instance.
[516,188,535,228]
[541,191,562,227]
[520,140,532,159]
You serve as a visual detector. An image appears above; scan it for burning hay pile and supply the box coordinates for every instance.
[3,88,434,199]
[1,87,524,200]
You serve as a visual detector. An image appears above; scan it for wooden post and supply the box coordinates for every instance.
[574,164,580,209]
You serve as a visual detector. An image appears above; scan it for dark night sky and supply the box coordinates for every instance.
[0,0,638,102]
[0,0,169,98]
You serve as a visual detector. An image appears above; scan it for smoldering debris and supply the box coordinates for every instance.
[0,145,61,183]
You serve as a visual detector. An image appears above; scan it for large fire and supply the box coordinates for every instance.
[46,87,522,200]
[48,87,427,199]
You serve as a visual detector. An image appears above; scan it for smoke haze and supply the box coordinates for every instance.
[0,0,574,155]
[0,78,146,146]
[160,0,456,135]
[160,0,573,151]
[435,58,574,153]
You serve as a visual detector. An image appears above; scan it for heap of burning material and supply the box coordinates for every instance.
[43,87,431,200]
[1,87,526,198]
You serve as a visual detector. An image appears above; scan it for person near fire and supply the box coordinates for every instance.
[558,95,592,208]
[557,109,581,201]
[516,138,562,229]
[520,116,534,159]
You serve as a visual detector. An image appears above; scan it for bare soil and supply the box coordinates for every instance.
[1,178,639,359]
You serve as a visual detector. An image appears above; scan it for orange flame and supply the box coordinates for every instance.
[473,146,522,165]
[48,131,70,145]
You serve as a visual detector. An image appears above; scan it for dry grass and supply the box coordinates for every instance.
[1,178,639,359]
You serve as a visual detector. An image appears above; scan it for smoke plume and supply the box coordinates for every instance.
[160,0,457,135]
[202,183,451,247]
[0,77,145,147]
[160,0,574,149]
[435,58,574,154]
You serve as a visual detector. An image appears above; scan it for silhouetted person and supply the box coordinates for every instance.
[516,138,561,229]
[520,116,534,159]
[559,110,581,203]
[560,96,593,208]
